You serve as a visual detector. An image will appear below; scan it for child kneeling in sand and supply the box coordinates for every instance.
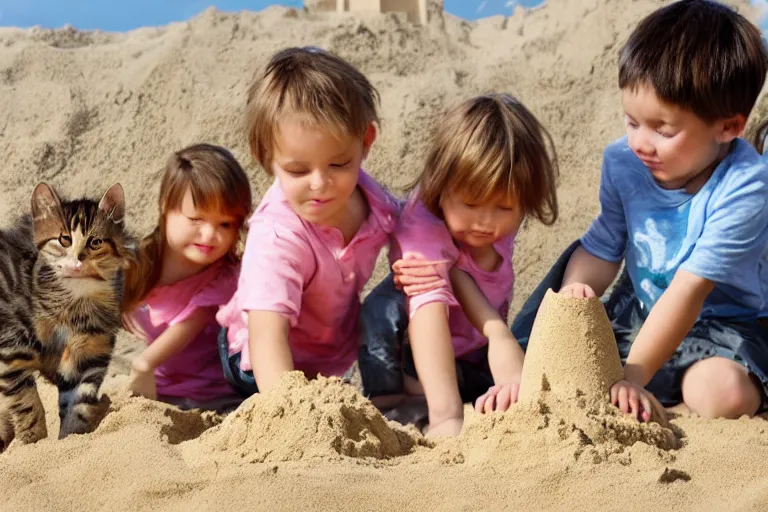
[123,144,252,412]
[216,47,400,395]
[358,94,559,437]
[513,0,768,421]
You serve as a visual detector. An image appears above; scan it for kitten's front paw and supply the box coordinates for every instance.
[15,419,47,445]
[0,416,14,453]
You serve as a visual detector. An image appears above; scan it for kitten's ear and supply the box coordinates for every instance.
[98,183,125,224]
[31,182,66,245]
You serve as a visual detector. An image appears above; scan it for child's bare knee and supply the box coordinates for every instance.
[682,357,761,418]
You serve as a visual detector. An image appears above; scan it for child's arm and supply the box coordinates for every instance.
[248,310,293,393]
[408,303,464,437]
[561,246,622,297]
[130,307,215,399]
[613,270,714,420]
[562,149,627,297]
[390,201,457,297]
[450,268,523,412]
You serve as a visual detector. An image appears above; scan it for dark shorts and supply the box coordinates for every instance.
[511,240,768,410]
[358,274,495,404]
[217,328,259,397]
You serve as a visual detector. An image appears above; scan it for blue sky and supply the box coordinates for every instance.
[0,0,545,31]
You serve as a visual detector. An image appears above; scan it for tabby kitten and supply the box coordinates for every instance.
[0,182,131,452]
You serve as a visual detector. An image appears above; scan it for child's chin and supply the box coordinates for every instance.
[299,209,333,225]
[184,250,217,266]
[460,235,496,248]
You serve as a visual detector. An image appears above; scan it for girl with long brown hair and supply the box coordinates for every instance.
[123,143,252,412]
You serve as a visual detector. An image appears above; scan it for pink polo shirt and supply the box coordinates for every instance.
[123,261,239,402]
[216,170,399,378]
[392,197,515,359]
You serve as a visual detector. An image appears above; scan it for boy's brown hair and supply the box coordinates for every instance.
[246,46,380,171]
[619,0,768,122]
[411,94,559,226]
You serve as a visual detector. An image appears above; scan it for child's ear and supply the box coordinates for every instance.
[361,123,377,160]
[716,114,747,143]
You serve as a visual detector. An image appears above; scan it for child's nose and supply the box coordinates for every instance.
[476,207,494,227]
[199,223,216,241]
[309,170,328,191]
[629,129,654,156]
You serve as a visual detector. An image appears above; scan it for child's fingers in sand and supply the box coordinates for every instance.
[475,383,518,414]
[611,380,653,422]
[425,417,463,438]
[559,283,596,299]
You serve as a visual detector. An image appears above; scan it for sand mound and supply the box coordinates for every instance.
[513,289,677,452]
[196,372,424,463]
[93,392,222,445]
[519,290,624,405]
[443,397,680,476]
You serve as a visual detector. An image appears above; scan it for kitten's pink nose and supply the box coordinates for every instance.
[62,261,83,274]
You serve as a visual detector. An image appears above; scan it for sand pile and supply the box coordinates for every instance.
[92,391,221,445]
[436,289,679,475]
[516,290,676,449]
[518,290,624,405]
[195,372,424,463]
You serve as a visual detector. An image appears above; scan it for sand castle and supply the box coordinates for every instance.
[508,290,677,452]
[518,289,624,406]
[304,0,430,25]
[519,289,668,426]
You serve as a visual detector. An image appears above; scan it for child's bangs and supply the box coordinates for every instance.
[165,174,246,224]
[448,148,518,207]
[193,179,249,222]
[278,99,367,143]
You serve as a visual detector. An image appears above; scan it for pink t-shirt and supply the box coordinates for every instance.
[216,170,399,378]
[392,197,515,359]
[123,261,239,401]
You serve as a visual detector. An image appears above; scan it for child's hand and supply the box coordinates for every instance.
[474,382,520,414]
[610,379,656,422]
[392,252,451,296]
[484,329,524,414]
[425,417,463,438]
[129,358,157,400]
[559,282,597,298]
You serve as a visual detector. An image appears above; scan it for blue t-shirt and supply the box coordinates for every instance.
[582,137,768,321]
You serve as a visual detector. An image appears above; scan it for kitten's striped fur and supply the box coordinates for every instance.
[0,183,131,451]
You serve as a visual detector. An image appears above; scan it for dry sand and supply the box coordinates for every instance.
[1,0,768,510]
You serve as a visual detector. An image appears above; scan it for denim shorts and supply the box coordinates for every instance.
[358,274,494,404]
[511,240,768,409]
[217,328,259,397]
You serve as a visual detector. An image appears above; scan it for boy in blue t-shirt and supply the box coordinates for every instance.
[512,0,768,421]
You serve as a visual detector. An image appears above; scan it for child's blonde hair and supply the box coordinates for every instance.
[123,143,252,312]
[411,93,559,225]
[246,46,380,171]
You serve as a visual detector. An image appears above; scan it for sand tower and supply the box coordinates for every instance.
[304,0,430,25]
[518,289,668,426]
[518,290,623,404]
